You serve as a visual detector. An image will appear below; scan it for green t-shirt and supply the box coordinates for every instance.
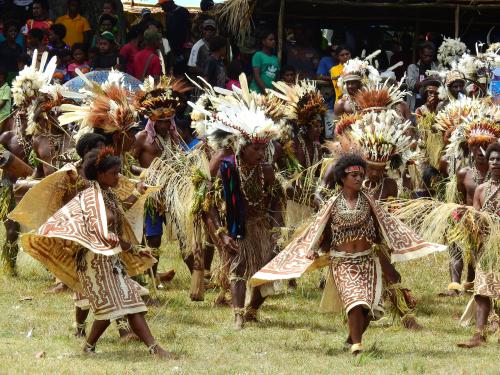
[250,51,279,93]
[0,83,11,123]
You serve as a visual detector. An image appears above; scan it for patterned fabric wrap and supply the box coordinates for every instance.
[250,191,446,286]
[220,156,246,239]
[474,265,499,300]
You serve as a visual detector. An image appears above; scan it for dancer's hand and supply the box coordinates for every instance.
[306,251,319,260]
[221,234,239,254]
[135,182,147,194]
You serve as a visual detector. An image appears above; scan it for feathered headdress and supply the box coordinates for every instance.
[269,79,326,126]
[338,51,381,88]
[11,50,57,107]
[135,75,191,120]
[334,113,361,136]
[349,109,413,166]
[437,37,468,69]
[188,74,280,151]
[434,97,482,134]
[58,69,139,133]
[354,79,407,113]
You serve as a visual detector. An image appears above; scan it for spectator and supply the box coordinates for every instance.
[22,0,52,41]
[120,25,142,76]
[47,24,70,56]
[226,59,243,90]
[285,25,320,79]
[67,43,90,78]
[0,19,25,49]
[101,0,121,43]
[205,35,227,88]
[157,0,191,74]
[144,22,172,73]
[250,30,279,93]
[91,31,121,71]
[188,19,216,77]
[316,44,338,81]
[133,29,162,80]
[55,0,92,47]
[281,65,297,85]
[330,45,351,102]
[405,41,438,112]
[191,0,215,42]
[26,28,46,56]
[91,13,118,48]
[0,22,23,83]
[0,66,11,125]
[135,8,153,28]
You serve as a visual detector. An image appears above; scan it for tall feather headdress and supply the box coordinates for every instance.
[338,51,381,88]
[354,79,407,113]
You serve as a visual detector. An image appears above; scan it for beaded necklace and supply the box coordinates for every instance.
[235,156,265,209]
[101,187,125,236]
[297,134,319,168]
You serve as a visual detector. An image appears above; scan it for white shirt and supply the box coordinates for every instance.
[14,0,33,6]
[188,39,207,67]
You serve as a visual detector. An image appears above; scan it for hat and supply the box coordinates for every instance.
[202,19,217,29]
[100,31,116,44]
[143,29,161,43]
[445,70,465,86]
[140,8,152,16]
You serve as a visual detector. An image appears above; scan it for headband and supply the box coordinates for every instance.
[345,165,364,174]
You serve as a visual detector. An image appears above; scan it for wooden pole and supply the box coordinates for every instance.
[454,5,460,38]
[278,0,285,64]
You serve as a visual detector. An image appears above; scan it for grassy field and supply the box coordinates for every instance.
[0,241,498,375]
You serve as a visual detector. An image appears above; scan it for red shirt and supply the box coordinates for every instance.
[132,47,161,80]
[120,42,139,76]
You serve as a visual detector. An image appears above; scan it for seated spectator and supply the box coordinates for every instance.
[55,0,92,47]
[47,23,70,56]
[0,22,23,83]
[250,29,279,93]
[226,59,242,90]
[91,31,121,71]
[281,65,297,85]
[205,35,227,88]
[0,66,11,125]
[316,44,337,81]
[22,0,52,42]
[188,19,216,77]
[26,28,46,57]
[67,43,90,78]
[91,13,118,48]
[133,29,162,80]
[120,25,142,76]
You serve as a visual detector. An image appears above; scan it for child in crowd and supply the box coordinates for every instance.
[205,35,227,88]
[0,66,11,125]
[26,28,46,57]
[226,59,243,90]
[0,22,23,83]
[67,43,90,78]
[250,29,279,93]
[47,23,70,56]
[91,13,118,48]
[281,65,297,85]
[91,31,121,71]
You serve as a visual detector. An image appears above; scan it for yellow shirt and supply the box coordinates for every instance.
[330,63,344,101]
[55,14,91,47]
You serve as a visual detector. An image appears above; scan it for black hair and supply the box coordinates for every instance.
[126,25,142,42]
[200,0,214,12]
[333,153,366,186]
[422,165,441,190]
[33,0,49,10]
[103,0,116,9]
[71,43,87,56]
[50,23,67,40]
[76,133,107,159]
[17,54,31,66]
[209,36,226,53]
[28,28,45,42]
[335,44,350,56]
[98,13,117,27]
[83,148,121,181]
[0,65,7,77]
[227,59,243,80]
[282,65,296,74]
[256,28,274,46]
[420,41,435,53]
[4,21,19,33]
[486,142,500,160]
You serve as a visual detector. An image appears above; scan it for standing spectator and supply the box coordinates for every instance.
[157,0,191,75]
[13,0,34,24]
[133,29,162,80]
[285,26,320,79]
[329,45,351,102]
[101,0,121,44]
[405,42,438,112]
[67,43,90,78]
[188,19,216,77]
[144,22,172,73]
[0,66,11,125]
[250,30,279,93]
[205,36,227,88]
[281,65,297,85]
[120,25,142,76]
[22,0,52,41]
[47,24,70,56]
[0,22,23,84]
[316,44,338,81]
[225,59,243,90]
[191,0,215,42]
[91,31,121,71]
[0,19,25,49]
[91,13,118,48]
[55,0,92,47]
[26,28,46,57]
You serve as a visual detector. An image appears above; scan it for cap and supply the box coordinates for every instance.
[140,8,152,16]
[202,19,217,29]
[100,31,117,44]
[445,70,465,86]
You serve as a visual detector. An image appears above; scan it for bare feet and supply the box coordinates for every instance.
[402,315,424,330]
[437,289,460,297]
[457,332,486,348]
[149,344,177,359]
[243,307,258,323]
[158,270,176,283]
[74,326,86,338]
[119,331,140,342]
[234,313,244,330]
[46,281,68,294]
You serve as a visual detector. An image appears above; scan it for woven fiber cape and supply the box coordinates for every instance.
[20,184,155,292]
[250,191,447,286]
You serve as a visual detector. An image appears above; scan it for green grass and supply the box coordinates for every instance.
[0,242,498,375]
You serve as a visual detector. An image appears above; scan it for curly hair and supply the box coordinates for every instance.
[76,133,107,159]
[83,147,121,181]
[486,142,500,161]
[333,153,366,186]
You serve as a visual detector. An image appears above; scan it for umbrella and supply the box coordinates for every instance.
[63,70,143,93]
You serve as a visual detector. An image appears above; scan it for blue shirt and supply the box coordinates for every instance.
[316,56,337,77]
[0,33,24,49]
